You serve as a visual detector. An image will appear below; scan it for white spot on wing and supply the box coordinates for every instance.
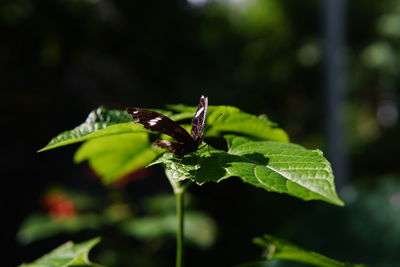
[148,116,163,126]
[195,107,204,118]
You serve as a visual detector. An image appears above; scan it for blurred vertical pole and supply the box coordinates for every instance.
[322,0,348,189]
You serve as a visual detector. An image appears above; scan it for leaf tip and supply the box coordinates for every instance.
[335,199,345,206]
[37,146,49,153]
[328,196,345,206]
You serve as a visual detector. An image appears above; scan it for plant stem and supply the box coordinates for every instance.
[167,173,192,267]
[175,188,184,267]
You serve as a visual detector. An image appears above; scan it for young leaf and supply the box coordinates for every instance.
[252,234,365,267]
[152,135,343,206]
[74,133,158,184]
[38,107,143,152]
[19,237,103,267]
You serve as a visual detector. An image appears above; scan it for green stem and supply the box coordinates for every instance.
[167,174,192,267]
[175,189,184,267]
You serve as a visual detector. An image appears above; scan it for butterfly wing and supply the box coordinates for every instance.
[190,95,208,144]
[126,108,194,145]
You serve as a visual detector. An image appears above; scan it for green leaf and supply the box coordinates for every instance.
[74,133,158,184]
[225,135,343,206]
[19,237,103,267]
[252,234,366,267]
[167,104,289,142]
[38,107,145,152]
[153,136,343,206]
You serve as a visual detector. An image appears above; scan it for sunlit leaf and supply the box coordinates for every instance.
[19,237,103,267]
[38,107,144,152]
[224,135,343,206]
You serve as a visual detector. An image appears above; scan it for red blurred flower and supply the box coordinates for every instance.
[42,190,77,220]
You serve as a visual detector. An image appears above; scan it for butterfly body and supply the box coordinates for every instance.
[126,95,208,157]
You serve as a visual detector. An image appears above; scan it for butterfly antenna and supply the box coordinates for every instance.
[199,143,208,150]
[205,113,223,132]
[201,113,222,155]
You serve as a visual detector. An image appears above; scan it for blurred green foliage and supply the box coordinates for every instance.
[278,176,400,266]
[18,187,216,266]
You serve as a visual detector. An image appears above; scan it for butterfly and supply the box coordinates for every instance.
[126,95,208,158]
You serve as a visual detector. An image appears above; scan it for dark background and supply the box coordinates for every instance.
[2,0,400,266]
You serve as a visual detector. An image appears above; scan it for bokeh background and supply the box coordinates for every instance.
[3,0,400,266]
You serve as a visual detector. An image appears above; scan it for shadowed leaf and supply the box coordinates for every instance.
[250,234,366,267]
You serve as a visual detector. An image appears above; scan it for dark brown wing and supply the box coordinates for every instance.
[126,108,194,145]
[190,95,208,143]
